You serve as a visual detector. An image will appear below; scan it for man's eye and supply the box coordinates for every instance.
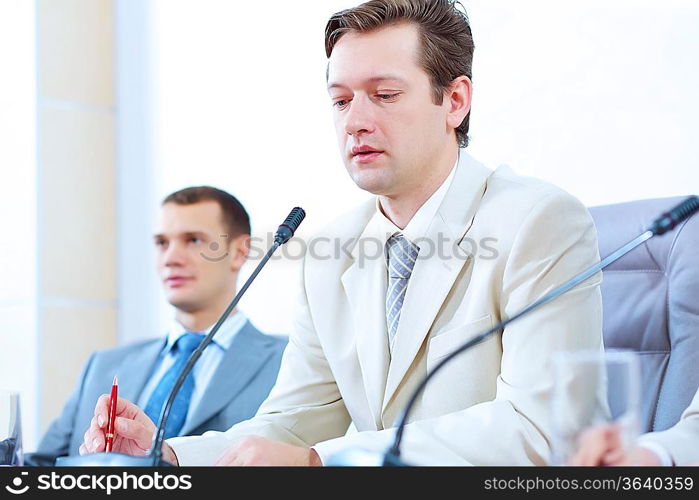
[155,239,167,247]
[377,93,399,102]
[188,237,202,244]
[333,99,350,109]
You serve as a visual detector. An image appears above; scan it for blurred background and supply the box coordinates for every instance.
[0,0,697,450]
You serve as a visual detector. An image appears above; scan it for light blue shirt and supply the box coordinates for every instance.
[137,311,247,430]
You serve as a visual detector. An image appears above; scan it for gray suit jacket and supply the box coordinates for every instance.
[27,320,286,465]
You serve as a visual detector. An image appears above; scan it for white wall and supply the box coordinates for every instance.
[465,0,699,206]
[0,0,38,449]
[116,0,162,350]
[118,0,699,342]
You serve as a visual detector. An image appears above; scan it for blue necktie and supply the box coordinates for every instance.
[144,333,204,438]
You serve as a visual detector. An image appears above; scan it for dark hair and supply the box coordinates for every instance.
[325,0,474,147]
[162,186,251,236]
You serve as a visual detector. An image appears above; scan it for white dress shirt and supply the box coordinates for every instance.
[374,158,457,246]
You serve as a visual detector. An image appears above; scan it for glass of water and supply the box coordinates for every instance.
[550,349,640,465]
[0,391,23,466]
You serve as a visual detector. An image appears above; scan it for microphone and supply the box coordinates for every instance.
[275,207,306,244]
[56,207,306,467]
[377,195,698,465]
[650,196,699,235]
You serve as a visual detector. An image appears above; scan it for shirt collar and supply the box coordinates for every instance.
[375,156,458,246]
[165,310,246,353]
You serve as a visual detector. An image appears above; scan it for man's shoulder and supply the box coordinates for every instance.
[70,338,162,386]
[241,321,288,350]
[265,333,289,352]
[309,197,376,241]
[91,338,163,363]
[483,164,590,221]
[489,165,578,202]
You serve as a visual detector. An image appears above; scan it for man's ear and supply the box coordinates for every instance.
[445,75,472,131]
[229,234,250,272]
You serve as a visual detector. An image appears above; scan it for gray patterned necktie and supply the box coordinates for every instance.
[385,233,419,353]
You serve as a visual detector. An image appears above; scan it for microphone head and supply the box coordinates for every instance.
[649,195,699,235]
[274,207,306,244]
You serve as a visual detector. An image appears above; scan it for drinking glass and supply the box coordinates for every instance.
[550,349,640,465]
[0,391,23,466]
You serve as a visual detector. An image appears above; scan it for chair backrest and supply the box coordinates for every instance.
[589,196,699,432]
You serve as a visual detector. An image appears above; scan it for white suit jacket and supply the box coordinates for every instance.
[170,151,604,465]
[640,389,699,465]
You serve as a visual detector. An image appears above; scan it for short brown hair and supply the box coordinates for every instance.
[162,186,251,237]
[325,0,474,147]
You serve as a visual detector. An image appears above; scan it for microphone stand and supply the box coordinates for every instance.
[148,242,281,465]
[56,207,306,466]
[379,195,698,465]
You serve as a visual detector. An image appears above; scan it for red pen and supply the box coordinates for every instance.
[105,376,118,452]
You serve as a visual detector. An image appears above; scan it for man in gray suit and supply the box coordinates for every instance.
[26,186,287,465]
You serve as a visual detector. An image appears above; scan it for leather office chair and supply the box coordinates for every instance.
[589,196,699,432]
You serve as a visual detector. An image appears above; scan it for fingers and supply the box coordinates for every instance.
[605,424,622,451]
[570,426,611,466]
[91,436,106,453]
[161,443,180,466]
[95,394,144,422]
[132,405,157,428]
[214,448,233,466]
[84,395,155,456]
[597,425,624,466]
[83,416,106,454]
[94,394,110,427]
[603,447,626,465]
[214,444,241,466]
[115,396,144,419]
[114,416,155,449]
[619,447,662,466]
[570,424,625,466]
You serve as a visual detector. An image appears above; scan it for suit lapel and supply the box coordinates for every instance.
[383,154,492,410]
[116,339,165,402]
[180,321,271,435]
[341,206,391,429]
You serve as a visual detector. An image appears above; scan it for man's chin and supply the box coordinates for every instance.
[348,170,394,195]
[166,294,199,313]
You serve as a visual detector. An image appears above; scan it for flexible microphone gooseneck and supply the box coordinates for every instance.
[149,207,305,465]
[382,196,699,465]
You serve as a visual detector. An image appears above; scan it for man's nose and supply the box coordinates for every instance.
[344,95,376,136]
[163,241,187,266]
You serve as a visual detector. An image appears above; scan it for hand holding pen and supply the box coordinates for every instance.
[78,387,158,457]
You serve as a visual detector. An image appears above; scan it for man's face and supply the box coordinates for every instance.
[154,201,245,314]
[327,23,454,197]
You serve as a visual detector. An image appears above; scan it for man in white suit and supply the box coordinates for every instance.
[81,0,603,465]
[572,389,699,466]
